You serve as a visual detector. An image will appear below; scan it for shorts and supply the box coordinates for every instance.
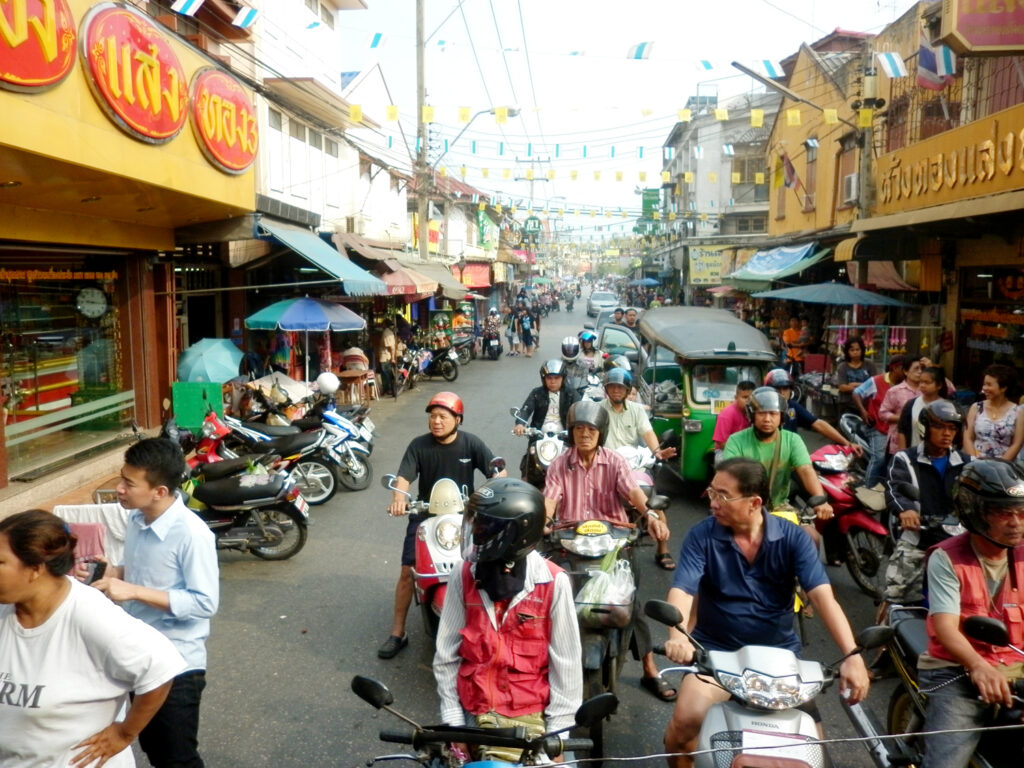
[401,513,427,566]
[884,537,926,603]
[522,330,534,347]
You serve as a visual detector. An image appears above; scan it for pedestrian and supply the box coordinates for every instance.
[781,316,805,377]
[895,366,949,451]
[516,307,536,358]
[379,392,506,659]
[376,318,397,397]
[92,438,219,768]
[0,509,186,768]
[833,337,877,414]
[851,355,907,488]
[879,357,923,458]
[963,363,1024,460]
[504,306,518,356]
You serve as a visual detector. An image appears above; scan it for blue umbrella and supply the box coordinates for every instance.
[750,282,911,307]
[178,338,244,383]
[630,277,660,287]
[245,297,366,380]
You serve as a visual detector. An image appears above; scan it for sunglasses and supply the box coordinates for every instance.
[702,487,752,504]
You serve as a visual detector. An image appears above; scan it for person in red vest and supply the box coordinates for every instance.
[918,459,1024,768]
[433,478,582,762]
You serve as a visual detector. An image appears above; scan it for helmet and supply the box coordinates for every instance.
[746,386,785,421]
[763,368,794,389]
[580,330,597,346]
[426,391,464,422]
[489,308,499,316]
[604,354,631,373]
[953,459,1024,548]
[605,367,632,389]
[315,371,340,396]
[540,359,565,380]
[561,336,580,363]
[567,400,609,446]
[918,399,963,441]
[461,478,546,563]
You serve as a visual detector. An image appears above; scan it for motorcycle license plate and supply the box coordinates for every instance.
[293,495,310,518]
[362,418,375,433]
[358,426,373,442]
[448,350,458,360]
[490,340,499,346]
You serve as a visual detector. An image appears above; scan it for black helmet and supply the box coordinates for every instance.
[953,459,1024,548]
[540,359,565,381]
[461,478,545,563]
[746,386,785,421]
[567,400,609,446]
[561,336,580,363]
[605,367,632,389]
[918,399,963,441]
[764,368,794,389]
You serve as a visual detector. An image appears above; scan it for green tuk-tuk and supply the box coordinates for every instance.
[632,307,778,483]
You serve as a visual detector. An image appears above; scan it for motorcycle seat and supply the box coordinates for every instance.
[192,473,289,506]
[255,431,321,455]
[893,616,929,671]
[245,422,301,437]
[290,417,323,431]
[192,456,275,481]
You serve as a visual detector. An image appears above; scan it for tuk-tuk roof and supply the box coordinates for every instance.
[638,307,777,361]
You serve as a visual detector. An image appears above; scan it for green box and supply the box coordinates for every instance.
[172,382,224,432]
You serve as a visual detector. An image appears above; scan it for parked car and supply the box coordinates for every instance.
[587,291,618,317]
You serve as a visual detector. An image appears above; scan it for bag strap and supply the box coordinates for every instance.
[766,434,784,506]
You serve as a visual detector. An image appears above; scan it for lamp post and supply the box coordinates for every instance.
[431,107,520,173]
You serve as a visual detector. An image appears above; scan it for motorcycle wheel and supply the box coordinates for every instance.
[487,346,500,360]
[337,454,373,491]
[457,346,472,366]
[251,507,308,560]
[886,687,925,754]
[420,600,441,639]
[440,360,458,382]
[288,458,339,505]
[846,528,891,599]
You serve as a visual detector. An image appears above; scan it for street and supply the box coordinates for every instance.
[189,308,891,768]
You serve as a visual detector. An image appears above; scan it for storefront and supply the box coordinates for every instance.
[0,1,256,484]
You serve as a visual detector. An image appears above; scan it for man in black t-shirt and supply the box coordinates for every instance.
[378,391,506,659]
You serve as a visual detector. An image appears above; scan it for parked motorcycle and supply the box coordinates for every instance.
[452,333,475,366]
[394,347,416,397]
[352,675,612,767]
[646,599,892,768]
[482,329,503,360]
[408,346,459,383]
[844,613,1024,768]
[510,407,566,490]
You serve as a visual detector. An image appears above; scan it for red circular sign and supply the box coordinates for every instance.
[189,67,258,174]
[0,0,77,92]
[79,3,188,144]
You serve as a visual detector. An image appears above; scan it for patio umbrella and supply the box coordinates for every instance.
[178,338,244,383]
[630,277,660,287]
[750,282,911,307]
[245,297,367,381]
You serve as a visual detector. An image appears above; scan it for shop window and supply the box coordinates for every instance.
[735,216,766,233]
[305,0,317,11]
[803,143,817,213]
[886,95,908,152]
[325,138,338,157]
[289,120,306,142]
[308,130,322,150]
[269,108,282,131]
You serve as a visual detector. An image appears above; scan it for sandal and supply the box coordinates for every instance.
[655,552,676,571]
[640,675,678,702]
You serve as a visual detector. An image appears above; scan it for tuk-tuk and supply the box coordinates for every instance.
[615,307,777,483]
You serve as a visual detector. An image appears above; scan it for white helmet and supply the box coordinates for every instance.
[316,371,340,395]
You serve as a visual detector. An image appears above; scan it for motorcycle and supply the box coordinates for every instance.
[844,613,1024,768]
[395,347,416,397]
[566,295,575,312]
[579,372,606,403]
[410,346,460,383]
[482,329,503,360]
[646,599,893,768]
[352,675,612,767]
[452,334,475,366]
[510,407,567,490]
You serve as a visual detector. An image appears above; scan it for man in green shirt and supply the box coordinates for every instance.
[722,387,833,520]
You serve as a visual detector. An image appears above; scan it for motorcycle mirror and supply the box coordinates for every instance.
[659,429,679,449]
[805,494,828,507]
[644,599,682,627]
[574,692,618,729]
[489,457,506,474]
[648,494,671,511]
[350,675,394,708]
[509,407,520,417]
[855,625,894,652]
[963,616,1010,647]
[381,474,397,490]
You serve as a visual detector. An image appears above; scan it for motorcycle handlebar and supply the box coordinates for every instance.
[378,728,590,758]
[379,729,413,745]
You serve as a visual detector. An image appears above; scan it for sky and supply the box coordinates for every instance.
[339,0,919,240]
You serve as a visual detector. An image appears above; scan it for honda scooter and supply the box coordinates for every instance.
[510,407,566,490]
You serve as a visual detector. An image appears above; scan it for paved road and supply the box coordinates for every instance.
[173,305,891,767]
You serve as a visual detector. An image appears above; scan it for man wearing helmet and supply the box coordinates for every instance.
[433,478,582,761]
[379,392,507,659]
[600,367,679,570]
[883,400,971,611]
[762,368,862,455]
[559,336,591,394]
[721,387,833,521]
[917,459,1024,768]
[544,400,676,701]
[513,360,580,488]
[578,331,601,371]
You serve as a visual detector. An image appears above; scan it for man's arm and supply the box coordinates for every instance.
[810,418,861,454]
[886,451,921,531]
[663,586,697,663]
[545,570,584,732]
[433,566,468,725]
[794,464,833,520]
[807,584,869,704]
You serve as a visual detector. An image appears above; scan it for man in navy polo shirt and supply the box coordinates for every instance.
[660,457,869,768]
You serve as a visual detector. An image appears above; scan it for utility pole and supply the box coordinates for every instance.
[416,0,429,261]
[515,157,549,287]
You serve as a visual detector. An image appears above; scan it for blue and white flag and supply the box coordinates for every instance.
[627,42,654,60]
[917,31,956,90]
[232,6,258,28]
[875,51,908,79]
[722,144,735,156]
[171,0,204,15]
[756,60,784,79]
[936,44,956,76]
[693,145,704,159]
[696,60,714,72]
[306,21,321,30]
[369,32,387,49]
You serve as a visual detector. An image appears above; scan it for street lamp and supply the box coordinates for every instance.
[431,107,520,172]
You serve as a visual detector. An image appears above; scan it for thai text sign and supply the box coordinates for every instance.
[688,247,723,285]
[190,68,257,173]
[875,101,1024,215]
[0,0,77,91]
[79,4,188,143]
[940,0,1024,55]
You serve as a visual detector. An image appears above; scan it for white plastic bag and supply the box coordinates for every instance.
[574,550,635,628]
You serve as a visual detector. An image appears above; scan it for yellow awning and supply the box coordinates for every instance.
[834,236,862,263]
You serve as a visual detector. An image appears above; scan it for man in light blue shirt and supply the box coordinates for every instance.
[94,438,218,768]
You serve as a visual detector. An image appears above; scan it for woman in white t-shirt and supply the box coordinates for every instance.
[0,510,185,768]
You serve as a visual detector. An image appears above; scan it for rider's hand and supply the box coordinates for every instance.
[388,497,409,517]
[969,661,1014,707]
[813,501,834,521]
[838,655,870,705]
[847,444,865,458]
[646,513,670,542]
[899,509,921,531]
[664,635,696,664]
[654,446,678,461]
[514,424,525,436]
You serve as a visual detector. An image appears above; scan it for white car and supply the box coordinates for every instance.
[587,291,618,317]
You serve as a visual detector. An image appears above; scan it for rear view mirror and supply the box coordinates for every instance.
[644,599,683,627]
[350,676,394,708]
[574,692,618,728]
[963,616,1010,647]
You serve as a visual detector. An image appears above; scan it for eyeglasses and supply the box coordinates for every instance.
[702,487,751,505]
[988,508,1024,522]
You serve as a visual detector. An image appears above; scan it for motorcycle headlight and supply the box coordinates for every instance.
[435,520,461,551]
[813,452,851,473]
[562,532,617,557]
[715,669,822,710]
[536,439,562,464]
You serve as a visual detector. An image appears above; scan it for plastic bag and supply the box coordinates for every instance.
[575,546,635,628]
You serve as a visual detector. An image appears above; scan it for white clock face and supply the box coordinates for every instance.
[76,287,109,319]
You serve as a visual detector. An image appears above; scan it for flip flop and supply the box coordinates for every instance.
[641,675,678,702]
[655,552,676,571]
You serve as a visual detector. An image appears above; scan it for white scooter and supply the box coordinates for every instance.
[510,407,567,490]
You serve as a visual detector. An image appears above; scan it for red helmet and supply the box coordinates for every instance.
[426,391,464,421]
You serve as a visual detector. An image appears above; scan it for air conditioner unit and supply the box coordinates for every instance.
[842,173,859,204]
